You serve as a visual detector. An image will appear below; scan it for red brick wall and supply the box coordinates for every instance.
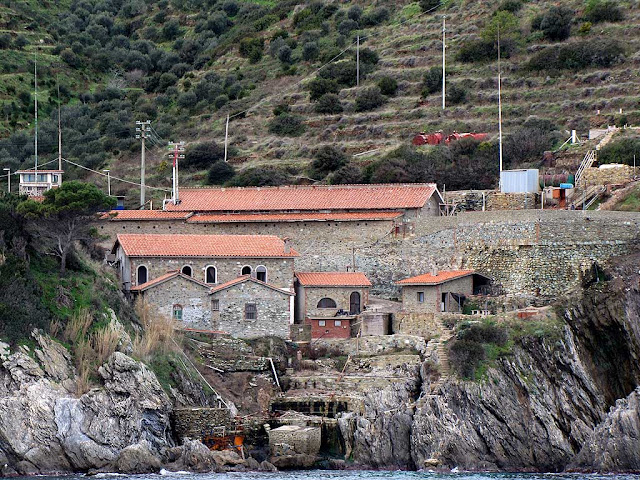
[306,318,351,339]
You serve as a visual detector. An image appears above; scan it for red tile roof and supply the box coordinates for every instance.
[209,275,294,295]
[186,211,403,223]
[130,270,209,292]
[101,210,193,221]
[164,184,439,212]
[114,234,299,258]
[295,272,372,287]
[396,270,475,286]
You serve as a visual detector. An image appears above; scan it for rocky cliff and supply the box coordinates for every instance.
[341,253,640,472]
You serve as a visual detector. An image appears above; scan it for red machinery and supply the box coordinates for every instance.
[412,131,488,146]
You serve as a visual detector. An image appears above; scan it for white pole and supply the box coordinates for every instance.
[497,25,503,191]
[356,35,360,87]
[224,114,230,162]
[442,16,446,110]
[34,51,38,175]
[57,79,62,172]
[141,134,145,207]
[103,170,111,196]
[3,168,9,193]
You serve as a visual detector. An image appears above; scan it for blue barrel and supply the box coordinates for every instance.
[559,183,573,189]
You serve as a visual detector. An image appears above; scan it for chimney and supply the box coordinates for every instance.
[283,237,291,254]
[431,266,438,276]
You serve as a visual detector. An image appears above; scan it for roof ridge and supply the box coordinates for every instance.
[178,183,436,191]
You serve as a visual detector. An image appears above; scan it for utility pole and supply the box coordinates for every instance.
[57,77,62,172]
[135,120,151,208]
[168,141,185,204]
[223,114,230,163]
[497,25,504,191]
[103,169,111,196]
[34,51,38,174]
[3,168,10,193]
[442,15,446,110]
[356,35,360,87]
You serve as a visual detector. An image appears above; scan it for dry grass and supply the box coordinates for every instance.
[133,298,180,361]
[92,323,121,366]
[49,318,62,338]
[74,339,93,395]
[64,308,92,343]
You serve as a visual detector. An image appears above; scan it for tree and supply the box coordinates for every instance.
[268,114,305,136]
[18,182,115,275]
[422,67,442,96]
[315,93,343,114]
[378,76,398,96]
[419,0,440,13]
[310,145,348,179]
[354,86,387,112]
[584,0,624,23]
[184,141,225,169]
[482,11,520,42]
[539,6,573,41]
[308,77,340,101]
[302,41,319,61]
[207,161,235,184]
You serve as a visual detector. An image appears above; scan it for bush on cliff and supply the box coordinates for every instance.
[449,322,509,380]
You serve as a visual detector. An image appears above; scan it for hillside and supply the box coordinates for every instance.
[0,0,639,205]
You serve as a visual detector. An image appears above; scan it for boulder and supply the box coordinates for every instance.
[169,439,219,473]
[259,460,278,472]
[113,441,162,474]
[33,330,74,383]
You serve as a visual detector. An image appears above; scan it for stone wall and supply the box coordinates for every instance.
[400,276,473,313]
[268,425,321,455]
[211,280,292,338]
[487,192,539,210]
[173,407,232,440]
[300,286,369,318]
[129,256,294,290]
[392,312,440,337]
[139,276,212,329]
[582,165,634,185]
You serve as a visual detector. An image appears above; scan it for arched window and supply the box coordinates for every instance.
[137,265,148,285]
[172,304,183,320]
[349,291,361,315]
[181,265,192,276]
[205,266,217,284]
[241,265,252,276]
[317,297,337,309]
[256,265,267,282]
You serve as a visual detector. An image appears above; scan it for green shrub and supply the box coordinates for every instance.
[272,103,291,116]
[308,77,340,101]
[361,7,390,27]
[377,76,398,96]
[419,0,441,13]
[268,114,305,136]
[239,37,264,63]
[496,0,522,13]
[598,136,640,166]
[318,60,359,88]
[457,38,515,63]
[449,340,486,379]
[421,67,442,96]
[184,141,225,169]
[446,83,467,105]
[578,22,592,35]
[538,6,573,41]
[207,161,235,184]
[358,48,379,66]
[227,166,290,186]
[528,39,624,71]
[302,41,319,61]
[328,163,364,184]
[309,145,348,179]
[315,93,343,114]
[354,86,386,112]
[584,0,624,23]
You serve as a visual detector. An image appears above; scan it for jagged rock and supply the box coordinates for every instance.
[104,309,133,354]
[2,351,44,385]
[570,387,640,472]
[259,460,278,472]
[211,449,244,466]
[270,453,316,469]
[15,460,39,475]
[244,456,260,470]
[168,439,219,472]
[112,441,162,474]
[33,330,74,385]
[0,341,9,361]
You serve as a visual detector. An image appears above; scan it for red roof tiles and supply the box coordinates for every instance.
[164,184,438,212]
[101,210,193,221]
[186,211,403,223]
[114,234,299,258]
[209,275,294,295]
[130,270,210,292]
[295,272,372,287]
[396,270,475,286]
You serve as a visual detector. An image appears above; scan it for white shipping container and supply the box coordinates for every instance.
[500,169,539,193]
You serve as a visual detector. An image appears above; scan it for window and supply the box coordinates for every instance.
[334,320,342,327]
[173,304,183,320]
[212,299,219,311]
[317,297,337,308]
[37,174,47,182]
[241,266,252,276]
[245,303,257,320]
[181,265,192,276]
[52,175,59,183]
[417,292,425,303]
[256,265,267,282]
[24,174,35,182]
[137,265,148,285]
[205,266,217,284]
[318,320,326,327]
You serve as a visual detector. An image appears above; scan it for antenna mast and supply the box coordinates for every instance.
[497,24,504,190]
[57,77,62,171]
[442,15,446,110]
[34,51,38,174]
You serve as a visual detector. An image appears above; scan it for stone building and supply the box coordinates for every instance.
[397,270,488,313]
[294,272,371,339]
[209,276,294,338]
[130,270,213,329]
[111,233,299,292]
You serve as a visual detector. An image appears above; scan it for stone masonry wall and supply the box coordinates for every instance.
[302,286,369,317]
[582,165,634,185]
[211,280,292,338]
[392,312,439,337]
[173,408,232,440]
[129,256,294,290]
[400,276,473,313]
[141,276,212,328]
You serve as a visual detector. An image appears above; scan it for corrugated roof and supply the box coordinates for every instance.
[101,210,193,221]
[164,183,438,212]
[16,169,64,173]
[130,270,210,292]
[186,211,403,223]
[114,234,299,258]
[295,272,372,287]
[396,270,475,286]
[209,275,294,295]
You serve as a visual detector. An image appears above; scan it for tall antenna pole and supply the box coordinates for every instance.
[34,51,38,174]
[356,35,360,87]
[57,76,62,172]
[135,120,151,208]
[497,24,504,190]
[224,114,230,163]
[168,141,185,204]
[442,15,446,110]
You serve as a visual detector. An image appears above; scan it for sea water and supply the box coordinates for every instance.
[13,471,640,480]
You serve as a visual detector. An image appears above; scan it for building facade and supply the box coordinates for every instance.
[17,169,63,197]
[397,270,476,313]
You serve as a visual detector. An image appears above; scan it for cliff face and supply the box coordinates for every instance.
[344,253,640,472]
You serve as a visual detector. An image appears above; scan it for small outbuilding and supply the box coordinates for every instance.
[396,270,490,313]
[294,272,372,339]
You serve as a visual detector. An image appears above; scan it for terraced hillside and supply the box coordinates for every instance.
[0,0,639,202]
